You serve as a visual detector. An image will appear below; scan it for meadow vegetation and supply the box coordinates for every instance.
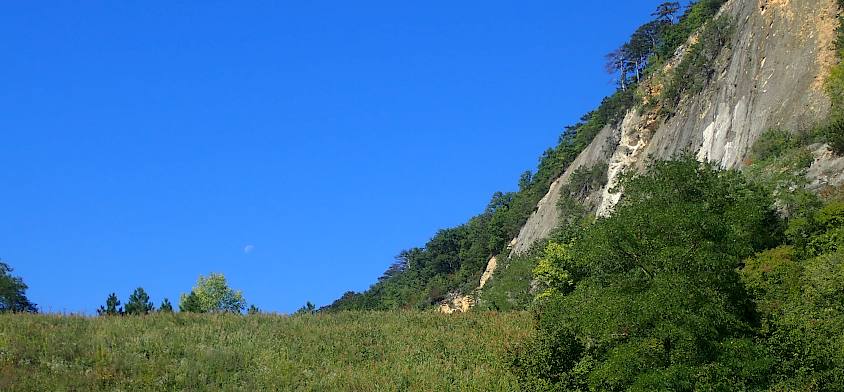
[0,311,531,391]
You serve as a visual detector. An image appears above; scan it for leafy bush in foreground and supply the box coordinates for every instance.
[512,156,844,390]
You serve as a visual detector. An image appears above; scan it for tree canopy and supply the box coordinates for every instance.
[179,273,246,313]
[97,293,123,316]
[0,261,37,313]
[124,287,154,315]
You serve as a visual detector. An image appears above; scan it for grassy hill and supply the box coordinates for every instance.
[0,311,531,391]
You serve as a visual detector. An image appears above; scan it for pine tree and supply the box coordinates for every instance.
[124,287,154,315]
[159,298,174,313]
[179,291,202,313]
[97,293,123,316]
[652,2,681,23]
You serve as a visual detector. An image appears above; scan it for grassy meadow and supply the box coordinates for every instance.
[0,311,532,391]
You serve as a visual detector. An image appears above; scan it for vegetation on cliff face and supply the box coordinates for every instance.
[824,0,844,154]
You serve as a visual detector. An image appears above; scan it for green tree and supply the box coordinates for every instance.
[652,1,681,22]
[518,170,533,191]
[180,273,246,313]
[247,304,260,315]
[179,291,202,313]
[0,261,37,313]
[97,293,123,316]
[159,298,174,313]
[124,287,154,315]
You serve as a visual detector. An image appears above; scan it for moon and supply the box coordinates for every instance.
[243,244,255,254]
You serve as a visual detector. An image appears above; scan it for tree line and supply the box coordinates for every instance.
[96,273,255,316]
[604,0,726,92]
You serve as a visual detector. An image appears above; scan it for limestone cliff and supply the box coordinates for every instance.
[510,0,839,255]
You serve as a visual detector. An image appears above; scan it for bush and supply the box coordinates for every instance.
[476,255,537,311]
[749,129,803,163]
[825,119,844,155]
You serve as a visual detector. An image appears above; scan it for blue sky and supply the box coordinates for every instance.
[2,1,668,314]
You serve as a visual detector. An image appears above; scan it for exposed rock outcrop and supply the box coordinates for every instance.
[439,255,499,314]
[808,143,844,191]
[511,0,838,253]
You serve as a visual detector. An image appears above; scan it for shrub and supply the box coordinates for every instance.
[749,129,803,163]
[825,119,844,155]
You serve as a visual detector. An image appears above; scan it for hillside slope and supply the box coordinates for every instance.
[329,0,842,313]
[511,0,839,255]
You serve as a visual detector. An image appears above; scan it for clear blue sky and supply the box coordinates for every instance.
[1,1,668,314]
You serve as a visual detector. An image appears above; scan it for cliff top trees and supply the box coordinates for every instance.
[0,261,37,313]
[653,2,681,23]
[605,0,728,92]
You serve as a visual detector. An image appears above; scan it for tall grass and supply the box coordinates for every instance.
[0,311,531,391]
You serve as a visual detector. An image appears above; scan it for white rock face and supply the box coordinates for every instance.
[508,124,618,255]
[511,0,838,254]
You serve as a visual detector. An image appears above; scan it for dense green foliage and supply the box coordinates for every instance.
[739,202,844,389]
[0,261,37,313]
[513,158,780,390]
[511,154,844,390]
[0,311,531,391]
[179,273,246,314]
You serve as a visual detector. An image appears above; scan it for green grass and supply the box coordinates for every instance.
[0,311,532,391]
